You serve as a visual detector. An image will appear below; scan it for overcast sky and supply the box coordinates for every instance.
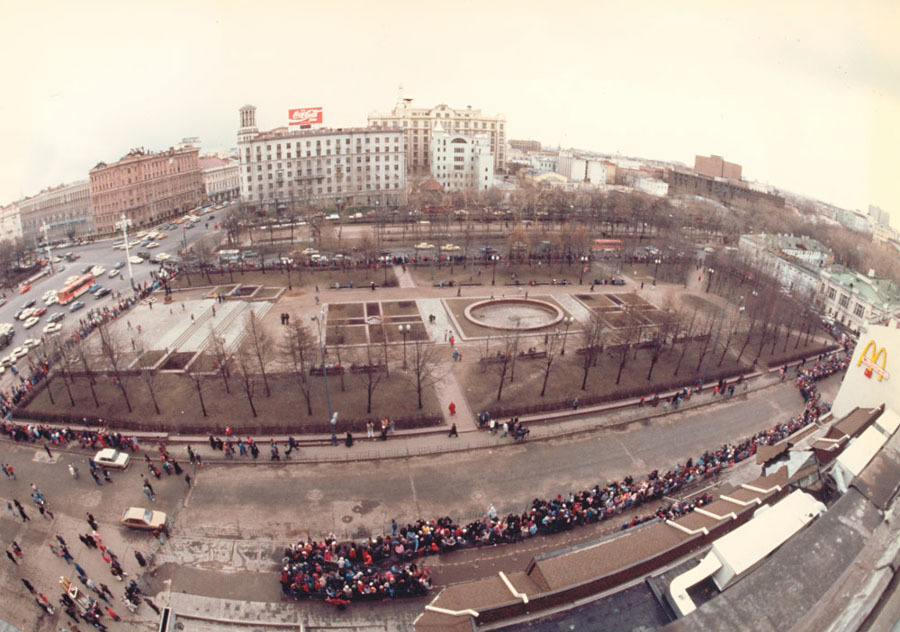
[2,0,898,222]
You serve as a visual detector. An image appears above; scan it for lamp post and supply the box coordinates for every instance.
[40,222,54,275]
[653,258,661,286]
[579,255,589,285]
[491,254,499,285]
[116,214,135,289]
[560,316,574,355]
[399,324,411,370]
[705,267,714,293]
[312,311,336,445]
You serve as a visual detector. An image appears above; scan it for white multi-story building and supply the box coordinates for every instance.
[0,203,23,244]
[199,156,240,203]
[634,177,669,197]
[557,152,607,186]
[16,180,94,244]
[368,100,506,174]
[818,265,900,335]
[238,105,407,210]
[738,233,831,298]
[430,123,494,192]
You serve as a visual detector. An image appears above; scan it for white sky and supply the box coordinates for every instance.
[1,0,898,222]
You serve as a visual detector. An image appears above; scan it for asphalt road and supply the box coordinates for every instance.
[0,223,219,375]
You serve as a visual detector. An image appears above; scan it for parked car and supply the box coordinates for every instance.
[80,265,92,274]
[95,448,130,469]
[610,277,626,285]
[69,301,85,312]
[120,507,167,531]
[94,288,111,298]
[23,316,39,329]
[32,307,46,317]
[42,323,62,335]
[114,261,125,269]
[23,299,36,308]
[18,284,31,294]
[48,312,65,323]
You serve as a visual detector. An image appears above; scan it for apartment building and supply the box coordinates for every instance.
[369,100,506,174]
[430,123,493,192]
[0,203,23,244]
[199,156,240,203]
[89,146,202,234]
[238,105,406,210]
[16,180,94,244]
[818,266,900,335]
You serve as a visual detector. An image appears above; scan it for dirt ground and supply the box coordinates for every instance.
[173,266,397,290]
[24,368,441,434]
[458,330,833,414]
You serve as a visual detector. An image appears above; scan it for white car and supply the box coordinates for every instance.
[23,316,40,329]
[91,266,106,276]
[156,253,171,261]
[95,448,130,470]
[108,269,121,278]
[0,356,12,368]
[0,323,13,334]
[23,338,41,349]
[414,242,436,250]
[44,294,58,306]
[440,244,461,252]
[18,308,35,321]
[11,346,28,360]
[42,323,62,335]
[128,256,143,264]
[146,242,159,249]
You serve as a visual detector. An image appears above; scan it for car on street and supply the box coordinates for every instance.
[120,507,167,531]
[42,323,62,335]
[48,312,65,323]
[414,242,436,250]
[91,266,106,276]
[88,283,101,292]
[94,288,111,298]
[17,308,35,321]
[19,284,31,294]
[95,448,130,469]
[80,265,92,274]
[13,308,25,321]
[11,346,28,361]
[69,301,85,312]
[23,299,36,308]
[23,338,41,349]
[156,253,171,261]
[23,316,39,329]
[301,248,318,256]
[114,261,125,269]
[128,256,143,264]
[610,277,626,285]
[32,307,46,317]
[108,269,120,278]
[146,242,159,248]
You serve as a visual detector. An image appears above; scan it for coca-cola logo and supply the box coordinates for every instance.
[289,108,322,124]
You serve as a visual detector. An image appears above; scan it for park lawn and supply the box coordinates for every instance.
[25,370,440,434]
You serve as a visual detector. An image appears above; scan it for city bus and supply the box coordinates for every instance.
[591,238,624,251]
[58,273,95,305]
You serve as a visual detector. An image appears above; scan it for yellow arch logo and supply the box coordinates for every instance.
[858,340,890,381]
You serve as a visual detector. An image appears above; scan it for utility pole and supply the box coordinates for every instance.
[40,222,55,275]
[116,214,135,288]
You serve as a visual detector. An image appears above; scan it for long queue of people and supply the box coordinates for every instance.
[0,278,165,422]
[280,352,849,605]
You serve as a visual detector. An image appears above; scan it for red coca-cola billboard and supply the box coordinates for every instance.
[288,107,323,126]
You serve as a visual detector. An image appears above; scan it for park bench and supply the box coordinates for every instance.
[310,365,345,376]
[349,364,386,374]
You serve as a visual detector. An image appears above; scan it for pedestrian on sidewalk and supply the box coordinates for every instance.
[11,541,22,558]
[106,606,121,621]
[6,550,17,565]
[134,551,146,567]
[43,443,53,458]
[489,418,497,434]
[185,473,192,487]
[448,402,456,416]
[144,596,161,614]
[22,578,34,593]
[448,423,458,438]
[366,421,374,440]
[572,397,579,410]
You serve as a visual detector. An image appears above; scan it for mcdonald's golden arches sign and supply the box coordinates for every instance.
[857,340,890,381]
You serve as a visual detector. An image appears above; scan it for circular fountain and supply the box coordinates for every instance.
[464,298,565,331]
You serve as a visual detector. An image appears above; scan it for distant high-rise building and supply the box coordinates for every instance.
[869,204,891,228]
[369,101,506,174]
[694,154,742,180]
[89,146,202,235]
[430,122,493,192]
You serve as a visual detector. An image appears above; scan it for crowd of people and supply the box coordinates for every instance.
[280,352,849,604]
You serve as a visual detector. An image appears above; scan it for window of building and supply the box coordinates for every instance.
[854,303,865,318]
[839,294,850,309]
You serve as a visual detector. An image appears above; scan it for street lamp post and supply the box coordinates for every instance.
[312,311,336,445]
[579,255,589,285]
[116,214,135,289]
[653,258,661,286]
[560,316,574,355]
[399,324,411,369]
[40,222,54,275]
[491,255,499,285]
[705,267,714,293]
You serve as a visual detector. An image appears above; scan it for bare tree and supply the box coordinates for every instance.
[492,334,518,401]
[283,318,317,416]
[580,312,606,390]
[539,331,560,397]
[244,311,272,397]
[352,343,387,414]
[97,321,133,413]
[73,337,101,408]
[208,328,232,394]
[51,338,77,407]
[185,359,209,417]
[614,305,642,385]
[405,340,444,409]
[235,341,258,417]
[134,334,162,415]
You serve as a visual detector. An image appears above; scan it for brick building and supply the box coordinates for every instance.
[667,169,784,213]
[89,146,202,235]
[16,180,94,244]
[694,154,742,180]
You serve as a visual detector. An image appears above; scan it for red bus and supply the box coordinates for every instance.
[58,273,94,305]
[591,238,624,251]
